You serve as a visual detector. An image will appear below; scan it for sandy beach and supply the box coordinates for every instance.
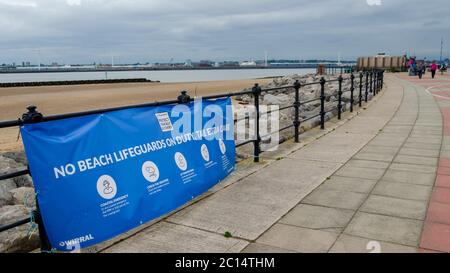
[0,79,270,152]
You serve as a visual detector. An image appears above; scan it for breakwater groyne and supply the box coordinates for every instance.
[0,78,158,88]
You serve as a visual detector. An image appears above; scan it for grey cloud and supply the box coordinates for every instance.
[0,0,449,64]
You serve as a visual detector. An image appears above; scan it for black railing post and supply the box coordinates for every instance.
[359,72,363,107]
[177,90,191,103]
[252,84,262,163]
[373,70,378,96]
[21,106,52,253]
[369,70,374,96]
[377,70,380,94]
[350,73,355,113]
[293,80,301,143]
[338,75,343,120]
[21,105,43,124]
[320,77,326,129]
[365,71,369,103]
[380,71,383,91]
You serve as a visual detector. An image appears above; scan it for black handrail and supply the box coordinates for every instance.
[0,69,385,252]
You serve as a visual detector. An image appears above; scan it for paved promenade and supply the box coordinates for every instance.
[98,72,450,253]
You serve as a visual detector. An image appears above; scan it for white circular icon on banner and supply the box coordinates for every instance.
[201,144,210,162]
[174,152,188,171]
[219,139,227,155]
[97,175,117,200]
[142,161,160,183]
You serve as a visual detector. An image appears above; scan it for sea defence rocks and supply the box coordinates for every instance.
[0,154,37,253]
[0,205,39,253]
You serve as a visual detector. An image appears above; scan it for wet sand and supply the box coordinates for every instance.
[0,79,270,152]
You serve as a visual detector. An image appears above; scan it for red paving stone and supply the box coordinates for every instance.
[439,158,450,168]
[437,166,450,176]
[432,187,450,204]
[418,248,444,253]
[420,222,450,253]
[432,91,450,101]
[426,202,450,225]
[436,175,450,188]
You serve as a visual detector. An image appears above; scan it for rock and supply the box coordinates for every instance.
[0,179,17,207]
[263,94,290,105]
[13,175,34,188]
[0,205,29,225]
[0,155,18,175]
[10,187,36,207]
[0,226,39,253]
[0,205,39,253]
[235,94,252,104]
[2,152,28,166]
[0,154,33,188]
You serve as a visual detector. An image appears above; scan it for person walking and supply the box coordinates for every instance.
[431,61,438,79]
[418,63,424,79]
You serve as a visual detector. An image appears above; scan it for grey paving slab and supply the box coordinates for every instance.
[288,133,374,163]
[241,243,296,253]
[168,159,342,240]
[335,165,386,180]
[393,154,438,167]
[382,125,413,134]
[318,176,378,194]
[251,159,343,185]
[345,159,390,170]
[344,212,423,247]
[409,134,442,140]
[403,142,441,151]
[398,147,440,158]
[407,137,442,145]
[256,224,339,253]
[302,188,367,210]
[336,119,389,135]
[104,222,248,253]
[329,234,418,253]
[360,195,428,220]
[411,130,442,136]
[439,150,450,158]
[389,163,437,174]
[373,181,433,201]
[353,152,395,162]
[279,204,355,233]
[368,138,405,148]
[382,169,436,186]
[359,145,400,155]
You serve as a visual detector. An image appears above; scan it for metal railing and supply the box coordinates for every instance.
[0,69,385,252]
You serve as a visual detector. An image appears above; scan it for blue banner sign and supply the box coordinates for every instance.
[20,98,235,251]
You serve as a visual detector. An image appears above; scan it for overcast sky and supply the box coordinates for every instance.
[0,0,449,64]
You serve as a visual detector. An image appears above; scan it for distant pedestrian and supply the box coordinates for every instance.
[418,63,424,79]
[431,61,438,79]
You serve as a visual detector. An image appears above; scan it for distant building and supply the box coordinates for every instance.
[184,59,193,67]
[357,55,407,70]
[220,61,240,68]
[239,61,257,67]
[196,60,214,68]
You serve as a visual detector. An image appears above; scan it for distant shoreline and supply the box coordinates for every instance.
[0,65,351,74]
